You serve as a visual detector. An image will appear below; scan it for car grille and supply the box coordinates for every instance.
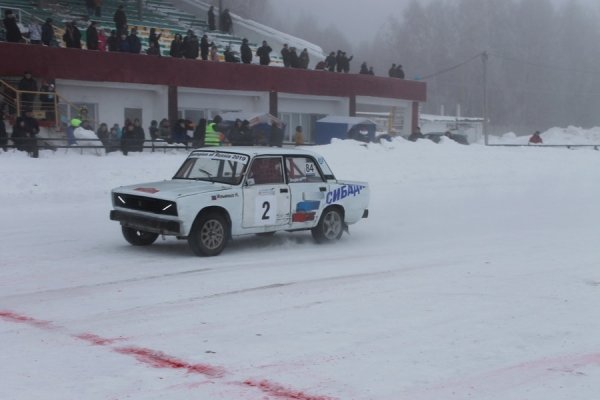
[113,193,178,216]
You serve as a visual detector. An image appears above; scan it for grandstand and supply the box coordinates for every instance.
[1,1,426,144]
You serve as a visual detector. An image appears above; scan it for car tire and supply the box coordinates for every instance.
[188,213,228,256]
[121,226,159,246]
[311,207,344,243]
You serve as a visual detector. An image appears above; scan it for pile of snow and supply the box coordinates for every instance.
[488,126,600,145]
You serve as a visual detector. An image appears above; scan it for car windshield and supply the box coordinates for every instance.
[173,151,250,185]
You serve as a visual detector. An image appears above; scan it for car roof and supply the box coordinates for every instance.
[189,146,323,158]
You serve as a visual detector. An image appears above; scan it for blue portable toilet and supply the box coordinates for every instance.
[314,116,377,144]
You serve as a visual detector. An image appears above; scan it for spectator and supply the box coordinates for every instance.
[281,44,290,67]
[408,126,425,142]
[18,71,37,112]
[86,21,99,50]
[39,80,56,120]
[93,0,102,17]
[359,62,369,74]
[117,33,130,52]
[107,124,120,152]
[200,34,209,60]
[96,122,109,149]
[63,22,81,48]
[21,110,40,157]
[3,10,23,43]
[228,118,254,146]
[209,44,219,61]
[158,118,170,139]
[314,60,327,70]
[98,29,107,51]
[146,41,161,56]
[183,30,199,59]
[220,8,232,33]
[148,120,159,141]
[388,63,396,77]
[170,33,183,57]
[335,50,343,72]
[41,18,55,46]
[256,40,272,66]
[127,28,141,54]
[299,48,309,69]
[325,51,336,72]
[294,125,304,146]
[132,118,145,151]
[395,64,405,79]
[171,119,190,145]
[368,66,374,75]
[28,20,42,44]
[207,6,215,31]
[224,46,238,62]
[113,4,127,36]
[86,0,95,17]
[148,28,161,49]
[240,120,254,145]
[11,117,28,151]
[341,52,353,73]
[204,115,223,146]
[289,47,299,68]
[106,29,117,51]
[240,38,252,64]
[192,118,206,147]
[269,122,283,147]
[0,109,7,151]
[528,130,543,144]
[121,120,135,155]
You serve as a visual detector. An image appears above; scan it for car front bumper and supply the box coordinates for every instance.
[110,210,182,235]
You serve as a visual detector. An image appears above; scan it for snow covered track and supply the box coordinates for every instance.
[1,138,600,399]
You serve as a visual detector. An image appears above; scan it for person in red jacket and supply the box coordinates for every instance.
[529,130,543,144]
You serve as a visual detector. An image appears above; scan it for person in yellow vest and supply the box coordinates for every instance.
[204,115,223,146]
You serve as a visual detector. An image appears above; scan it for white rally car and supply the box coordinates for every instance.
[110,147,369,256]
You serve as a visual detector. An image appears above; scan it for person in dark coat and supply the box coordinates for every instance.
[3,10,23,43]
[148,28,161,49]
[132,118,145,151]
[528,130,543,144]
[289,47,299,68]
[408,126,425,142]
[121,120,136,155]
[39,80,56,120]
[207,6,215,31]
[200,34,209,60]
[11,117,28,151]
[280,44,290,67]
[0,109,7,151]
[113,4,127,36]
[171,119,190,145]
[325,51,336,72]
[96,122,109,150]
[18,72,37,112]
[20,111,40,157]
[395,64,405,79]
[86,21,99,50]
[106,30,118,51]
[182,30,199,59]
[368,66,374,75]
[341,52,353,73]
[117,33,130,52]
[127,28,141,54]
[240,38,252,64]
[335,50,343,72]
[359,62,369,74]
[220,8,232,33]
[388,63,397,77]
[192,118,206,147]
[227,119,245,146]
[169,33,183,57]
[224,46,238,62]
[63,22,81,48]
[299,48,309,69]
[146,41,161,56]
[256,40,272,66]
[41,18,55,46]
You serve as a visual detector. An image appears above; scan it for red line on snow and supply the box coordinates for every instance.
[0,309,337,400]
[115,346,225,378]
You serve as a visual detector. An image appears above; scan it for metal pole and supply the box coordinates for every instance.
[482,51,489,145]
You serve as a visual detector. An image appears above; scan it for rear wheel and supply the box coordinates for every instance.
[121,226,159,246]
[311,208,344,243]
[188,213,229,256]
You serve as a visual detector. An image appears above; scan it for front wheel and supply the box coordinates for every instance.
[121,226,159,246]
[188,213,229,256]
[311,208,344,243]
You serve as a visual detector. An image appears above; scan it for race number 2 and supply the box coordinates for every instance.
[255,195,277,225]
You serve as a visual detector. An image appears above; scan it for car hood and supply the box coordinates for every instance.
[113,179,232,200]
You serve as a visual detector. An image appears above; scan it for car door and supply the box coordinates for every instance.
[242,156,291,229]
[285,155,328,227]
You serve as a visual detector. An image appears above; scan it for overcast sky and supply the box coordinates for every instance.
[270,0,410,42]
